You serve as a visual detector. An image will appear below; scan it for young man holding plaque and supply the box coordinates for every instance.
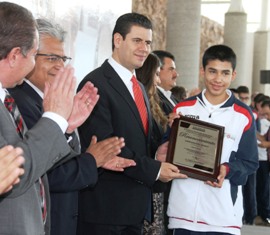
[167,45,259,235]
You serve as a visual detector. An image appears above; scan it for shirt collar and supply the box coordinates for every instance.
[201,89,231,110]
[24,79,44,99]
[0,80,44,104]
[0,82,6,103]
[157,86,172,98]
[108,56,135,85]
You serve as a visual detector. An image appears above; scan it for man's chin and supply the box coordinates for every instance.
[17,79,24,86]
[11,79,24,88]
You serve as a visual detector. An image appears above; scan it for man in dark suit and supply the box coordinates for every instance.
[152,50,179,235]
[0,2,86,234]
[9,18,135,235]
[152,50,179,115]
[77,13,186,235]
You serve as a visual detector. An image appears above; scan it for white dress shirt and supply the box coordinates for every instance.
[157,86,176,106]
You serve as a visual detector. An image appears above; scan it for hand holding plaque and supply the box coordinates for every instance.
[166,116,224,182]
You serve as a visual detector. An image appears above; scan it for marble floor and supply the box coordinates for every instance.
[242,224,270,235]
[242,216,270,235]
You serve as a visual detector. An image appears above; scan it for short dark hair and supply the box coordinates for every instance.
[230,88,238,94]
[253,93,266,104]
[261,99,270,108]
[202,45,237,71]
[237,85,249,94]
[171,86,187,102]
[0,2,37,60]
[112,12,152,50]
[152,50,175,68]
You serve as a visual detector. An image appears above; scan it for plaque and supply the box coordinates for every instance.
[167,116,224,182]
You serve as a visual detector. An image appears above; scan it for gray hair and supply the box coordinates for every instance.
[36,18,66,42]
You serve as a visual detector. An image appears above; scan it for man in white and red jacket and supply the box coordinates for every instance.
[167,45,258,235]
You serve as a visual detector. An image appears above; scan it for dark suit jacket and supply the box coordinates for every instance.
[157,89,178,115]
[9,82,98,235]
[77,60,161,226]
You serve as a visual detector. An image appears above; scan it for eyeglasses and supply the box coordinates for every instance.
[239,96,250,100]
[36,53,72,65]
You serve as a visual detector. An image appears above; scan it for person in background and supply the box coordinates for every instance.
[188,87,201,97]
[229,88,239,99]
[250,91,259,110]
[76,13,186,235]
[152,50,180,235]
[255,96,270,225]
[152,50,179,116]
[233,85,258,225]
[0,145,24,195]
[166,45,258,235]
[9,18,135,235]
[252,93,266,132]
[136,53,168,234]
[237,85,250,105]
[171,86,187,102]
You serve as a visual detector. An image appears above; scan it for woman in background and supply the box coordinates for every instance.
[136,53,168,235]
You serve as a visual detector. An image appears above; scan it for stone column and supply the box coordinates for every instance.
[252,0,270,94]
[166,0,201,91]
[224,0,248,88]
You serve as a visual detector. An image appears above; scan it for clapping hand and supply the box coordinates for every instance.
[67,82,99,133]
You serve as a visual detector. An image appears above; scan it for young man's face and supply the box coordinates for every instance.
[113,25,152,72]
[202,59,236,104]
[159,57,178,91]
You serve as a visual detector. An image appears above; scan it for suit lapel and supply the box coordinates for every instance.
[170,94,179,105]
[103,62,147,135]
[158,89,175,107]
[21,82,43,112]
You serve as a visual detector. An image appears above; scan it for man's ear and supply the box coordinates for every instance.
[113,33,123,49]
[231,70,237,82]
[7,47,21,68]
[199,66,205,77]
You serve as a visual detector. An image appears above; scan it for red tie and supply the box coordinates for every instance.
[4,91,47,223]
[131,75,148,134]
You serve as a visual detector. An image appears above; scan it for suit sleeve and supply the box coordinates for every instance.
[47,153,98,192]
[0,117,73,198]
[49,132,80,169]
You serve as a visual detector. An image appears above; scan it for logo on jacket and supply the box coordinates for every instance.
[185,114,200,119]
[224,132,236,141]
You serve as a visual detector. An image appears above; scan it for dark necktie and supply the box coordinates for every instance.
[4,91,47,223]
[131,75,148,134]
